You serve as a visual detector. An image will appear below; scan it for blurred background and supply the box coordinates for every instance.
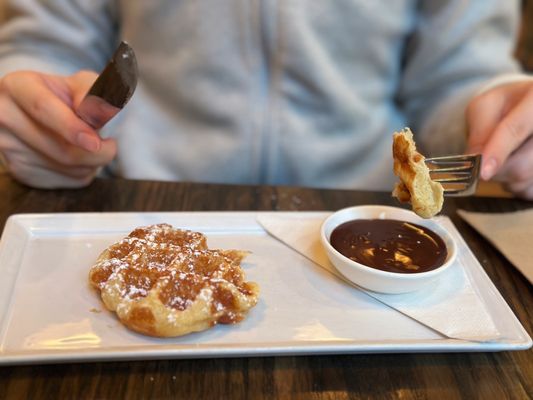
[517,0,533,71]
[0,3,531,70]
[0,3,530,196]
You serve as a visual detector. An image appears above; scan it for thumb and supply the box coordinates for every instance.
[66,70,99,109]
[39,70,98,110]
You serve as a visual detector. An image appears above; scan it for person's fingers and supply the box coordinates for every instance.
[10,158,98,188]
[64,70,99,108]
[496,135,533,182]
[503,178,533,200]
[517,186,533,200]
[0,71,101,152]
[0,137,96,188]
[0,70,117,189]
[496,135,533,199]
[478,86,533,180]
[0,95,116,168]
[0,129,106,181]
[465,89,505,154]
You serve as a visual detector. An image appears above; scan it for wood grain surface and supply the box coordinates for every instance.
[0,174,531,400]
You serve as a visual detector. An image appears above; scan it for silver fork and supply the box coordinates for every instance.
[425,154,482,197]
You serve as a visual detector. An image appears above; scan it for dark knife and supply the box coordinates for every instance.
[76,41,138,130]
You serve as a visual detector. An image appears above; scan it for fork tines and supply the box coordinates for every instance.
[425,154,482,197]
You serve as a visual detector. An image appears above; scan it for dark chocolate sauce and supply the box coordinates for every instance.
[330,219,447,274]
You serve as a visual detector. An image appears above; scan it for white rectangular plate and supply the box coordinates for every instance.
[0,212,530,365]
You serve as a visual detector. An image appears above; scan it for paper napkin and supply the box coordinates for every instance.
[457,208,533,285]
[257,214,500,342]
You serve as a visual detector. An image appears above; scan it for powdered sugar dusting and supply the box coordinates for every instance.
[89,223,258,329]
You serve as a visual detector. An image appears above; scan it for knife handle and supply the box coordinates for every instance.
[76,95,121,130]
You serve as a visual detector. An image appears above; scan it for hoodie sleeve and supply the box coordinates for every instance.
[0,0,119,76]
[397,0,525,155]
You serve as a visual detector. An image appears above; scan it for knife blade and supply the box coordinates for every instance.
[76,41,138,130]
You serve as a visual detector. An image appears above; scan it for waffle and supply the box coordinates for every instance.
[392,128,444,218]
[88,223,259,337]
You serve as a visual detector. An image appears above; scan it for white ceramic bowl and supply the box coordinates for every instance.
[320,205,457,294]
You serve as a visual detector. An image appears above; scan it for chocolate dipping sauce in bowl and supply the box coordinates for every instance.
[320,205,457,294]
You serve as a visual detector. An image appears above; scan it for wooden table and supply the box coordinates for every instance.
[0,174,531,399]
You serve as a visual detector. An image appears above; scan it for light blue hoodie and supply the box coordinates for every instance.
[0,0,523,189]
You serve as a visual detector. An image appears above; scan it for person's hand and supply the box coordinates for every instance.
[466,80,533,199]
[0,70,117,188]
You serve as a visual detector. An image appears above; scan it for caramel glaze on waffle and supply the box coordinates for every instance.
[89,223,259,337]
